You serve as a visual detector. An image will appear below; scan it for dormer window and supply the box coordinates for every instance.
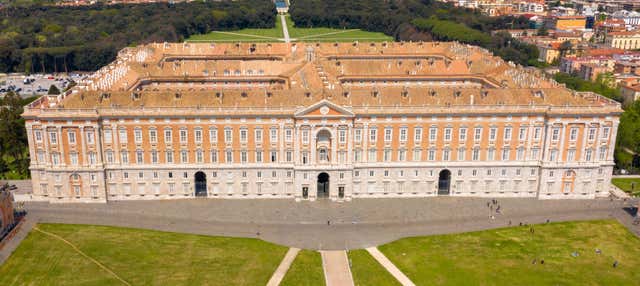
[241,92,248,98]
[429,90,437,97]
[305,92,311,98]
[454,91,461,98]
[343,91,350,97]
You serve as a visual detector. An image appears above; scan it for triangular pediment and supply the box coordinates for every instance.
[294,100,354,118]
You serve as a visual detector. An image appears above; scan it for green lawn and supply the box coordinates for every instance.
[612,178,640,196]
[379,220,640,286]
[0,224,288,286]
[348,249,401,286]
[280,250,325,286]
[186,14,392,43]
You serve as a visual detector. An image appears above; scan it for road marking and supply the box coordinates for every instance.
[33,227,131,286]
[266,247,300,286]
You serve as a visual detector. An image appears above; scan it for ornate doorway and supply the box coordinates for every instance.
[438,169,451,195]
[317,172,330,199]
[195,171,207,197]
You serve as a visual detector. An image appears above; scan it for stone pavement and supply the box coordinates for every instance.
[366,247,415,286]
[321,250,353,286]
[267,248,300,286]
[280,15,290,43]
[17,197,638,250]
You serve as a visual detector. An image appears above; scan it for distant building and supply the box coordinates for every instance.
[546,16,587,31]
[538,43,561,64]
[621,84,640,104]
[0,185,15,240]
[611,10,640,26]
[579,63,609,81]
[605,31,640,50]
[516,1,544,13]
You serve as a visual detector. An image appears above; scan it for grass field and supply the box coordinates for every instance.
[186,14,392,43]
[612,178,640,196]
[0,224,288,286]
[280,250,325,286]
[379,220,640,285]
[348,249,401,286]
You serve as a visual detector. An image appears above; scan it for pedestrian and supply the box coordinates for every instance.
[487,202,490,208]
[613,260,618,268]
[540,259,544,265]
[508,220,512,226]
[530,227,535,234]
[327,220,330,226]
[496,205,501,214]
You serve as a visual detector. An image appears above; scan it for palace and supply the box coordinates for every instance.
[23,42,622,203]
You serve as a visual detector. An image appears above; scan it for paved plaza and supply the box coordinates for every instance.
[15,197,639,251]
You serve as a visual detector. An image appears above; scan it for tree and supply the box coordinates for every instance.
[47,84,60,95]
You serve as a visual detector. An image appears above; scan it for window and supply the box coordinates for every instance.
[86,131,95,144]
[518,127,527,141]
[181,150,188,163]
[70,153,78,165]
[414,127,422,143]
[301,151,308,164]
[286,150,293,162]
[368,149,377,162]
[459,128,467,141]
[443,149,450,161]
[196,150,204,163]
[119,128,127,143]
[209,128,218,143]
[516,147,524,160]
[602,127,610,140]
[398,149,406,161]
[588,128,596,141]
[413,149,421,161]
[151,150,159,164]
[240,150,247,163]
[457,148,466,161]
[240,128,248,143]
[530,148,539,160]
[195,128,203,143]
[400,127,408,142]
[488,148,495,161]
[149,129,158,143]
[429,127,437,141]
[225,150,233,163]
[121,151,129,164]
[136,150,143,164]
[166,151,174,163]
[134,128,142,143]
[370,128,378,142]
[224,128,232,144]
[474,127,482,141]
[49,131,58,144]
[270,128,278,143]
[444,127,452,141]
[599,147,607,160]
[68,131,76,144]
[339,129,347,143]
[270,150,277,162]
[384,127,393,142]
[180,128,188,144]
[106,151,114,163]
[210,150,217,163]
[585,148,593,161]
[37,151,45,163]
[569,127,578,142]
[301,129,308,144]
[428,148,436,161]
[164,128,172,144]
[567,149,576,161]
[472,148,480,161]
[551,128,560,141]
[34,130,42,143]
[504,127,512,141]
[501,148,510,161]
[285,128,293,142]
[489,127,497,141]
[383,149,392,162]
[255,129,263,143]
[354,128,362,143]
[549,149,558,161]
[533,127,541,140]
[256,150,263,163]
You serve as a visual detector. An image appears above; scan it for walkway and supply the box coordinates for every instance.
[321,250,353,286]
[267,248,300,286]
[366,247,415,286]
[280,15,290,43]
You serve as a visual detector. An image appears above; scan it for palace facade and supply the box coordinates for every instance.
[23,42,622,203]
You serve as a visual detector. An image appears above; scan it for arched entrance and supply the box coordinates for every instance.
[317,172,329,199]
[195,171,207,197]
[438,169,451,195]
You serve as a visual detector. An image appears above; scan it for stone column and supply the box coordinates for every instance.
[80,126,87,166]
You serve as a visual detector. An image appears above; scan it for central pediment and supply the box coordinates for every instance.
[294,100,354,118]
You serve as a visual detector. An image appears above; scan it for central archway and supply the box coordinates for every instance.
[438,169,451,195]
[195,171,207,197]
[317,172,329,199]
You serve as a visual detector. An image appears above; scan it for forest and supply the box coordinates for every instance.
[0,0,276,73]
[289,0,539,66]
